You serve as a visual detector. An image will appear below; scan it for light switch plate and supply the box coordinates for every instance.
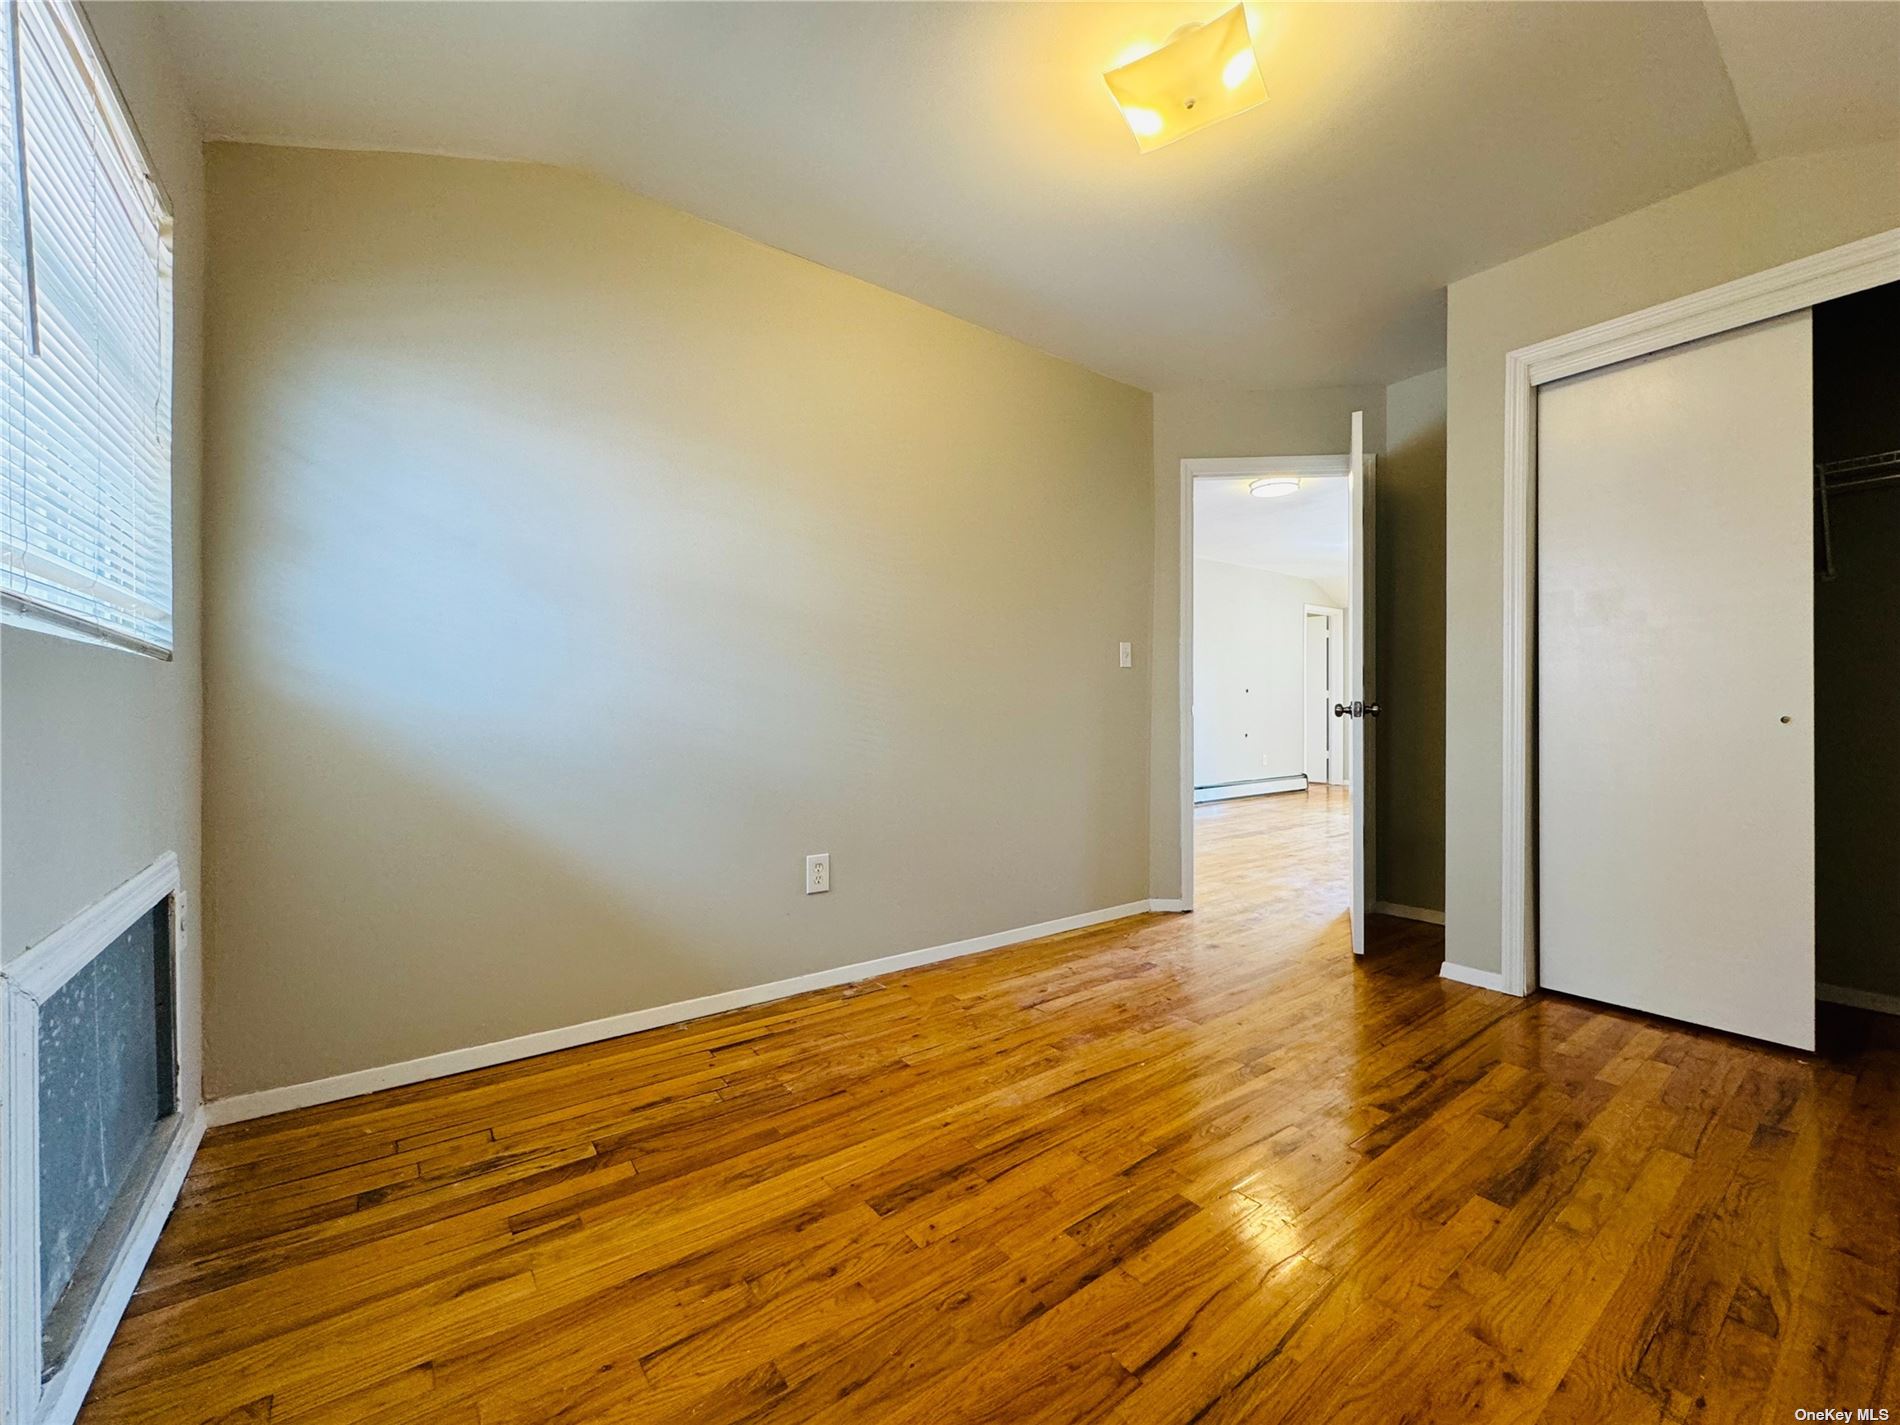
[1118,641,1133,668]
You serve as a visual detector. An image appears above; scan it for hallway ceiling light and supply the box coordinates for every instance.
[1104,6,1266,153]
[1249,477,1300,499]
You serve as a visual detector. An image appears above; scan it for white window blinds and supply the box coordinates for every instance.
[1,0,173,656]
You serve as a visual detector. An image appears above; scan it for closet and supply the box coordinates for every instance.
[1813,280,1900,1017]
[1536,278,1899,1051]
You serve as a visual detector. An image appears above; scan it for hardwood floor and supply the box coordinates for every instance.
[82,788,1898,1423]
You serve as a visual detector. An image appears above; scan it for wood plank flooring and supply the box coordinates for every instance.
[81,787,1899,1423]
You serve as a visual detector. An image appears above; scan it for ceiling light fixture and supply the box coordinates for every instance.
[1250,477,1300,499]
[1104,6,1266,153]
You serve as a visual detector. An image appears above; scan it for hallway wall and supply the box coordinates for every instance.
[1193,559,1339,792]
[1377,368,1447,912]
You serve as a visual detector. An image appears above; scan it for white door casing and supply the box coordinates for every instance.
[1345,411,1375,956]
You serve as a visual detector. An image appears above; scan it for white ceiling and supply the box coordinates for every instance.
[150,2,1900,391]
[1194,474,1347,589]
[1703,3,1900,160]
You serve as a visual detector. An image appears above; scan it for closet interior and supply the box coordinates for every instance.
[1814,278,1900,1015]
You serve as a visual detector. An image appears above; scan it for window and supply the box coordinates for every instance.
[1,0,173,657]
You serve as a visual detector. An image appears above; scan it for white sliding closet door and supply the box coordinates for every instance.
[1538,312,1814,1050]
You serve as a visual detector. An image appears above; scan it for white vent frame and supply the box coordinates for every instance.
[0,852,203,1425]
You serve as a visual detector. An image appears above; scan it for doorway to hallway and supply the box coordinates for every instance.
[1178,413,1374,952]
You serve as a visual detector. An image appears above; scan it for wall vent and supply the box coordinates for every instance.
[2,852,198,1425]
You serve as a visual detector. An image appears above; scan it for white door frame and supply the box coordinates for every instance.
[1302,603,1345,785]
[1497,225,1900,998]
[1178,454,1353,911]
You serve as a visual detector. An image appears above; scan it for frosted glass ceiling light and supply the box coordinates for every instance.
[1104,6,1266,153]
[1250,478,1300,499]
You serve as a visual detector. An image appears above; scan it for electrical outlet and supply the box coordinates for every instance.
[1118,641,1133,668]
[805,853,830,895]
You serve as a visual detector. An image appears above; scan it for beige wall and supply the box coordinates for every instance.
[1378,368,1446,912]
[0,4,204,1107]
[1148,386,1384,900]
[1192,558,1338,790]
[1445,141,1900,976]
[202,143,1153,1098]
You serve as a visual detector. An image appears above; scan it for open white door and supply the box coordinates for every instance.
[1343,411,1375,955]
[1538,314,1814,1050]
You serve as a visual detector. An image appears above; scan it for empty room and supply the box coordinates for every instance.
[0,2,1895,1422]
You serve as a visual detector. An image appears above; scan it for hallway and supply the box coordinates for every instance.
[1193,781,1353,922]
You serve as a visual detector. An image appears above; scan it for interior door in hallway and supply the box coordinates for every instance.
[1537,312,1814,1050]
[1304,612,1331,783]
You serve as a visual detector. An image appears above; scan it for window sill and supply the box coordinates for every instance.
[1,596,173,661]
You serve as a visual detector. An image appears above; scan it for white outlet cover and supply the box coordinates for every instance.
[1118,641,1133,668]
[805,853,830,894]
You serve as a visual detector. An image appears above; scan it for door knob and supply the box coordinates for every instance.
[1365,703,1380,718]
[1333,702,1350,718]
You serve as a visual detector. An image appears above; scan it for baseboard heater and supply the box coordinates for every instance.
[1193,774,1308,804]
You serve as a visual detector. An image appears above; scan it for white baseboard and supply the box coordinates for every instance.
[206,899,1157,1126]
[36,1105,205,1425]
[1193,775,1306,805]
[1147,898,1189,913]
[1371,901,1446,925]
[1439,961,1511,993]
[1818,982,1900,1017]
[1432,974,1897,1013]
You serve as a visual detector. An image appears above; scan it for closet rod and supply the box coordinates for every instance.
[1824,468,1900,495]
[1816,447,1900,478]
